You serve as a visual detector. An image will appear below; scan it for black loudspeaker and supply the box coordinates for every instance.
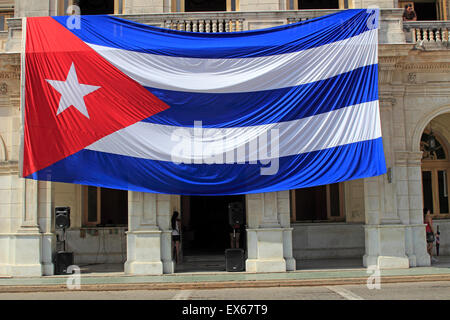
[55,207,70,229]
[55,251,74,275]
[225,249,245,272]
[228,202,244,225]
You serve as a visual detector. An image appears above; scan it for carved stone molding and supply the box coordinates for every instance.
[395,63,450,73]
[379,56,402,67]
[395,151,423,166]
[0,160,19,174]
[407,72,416,84]
[379,96,397,108]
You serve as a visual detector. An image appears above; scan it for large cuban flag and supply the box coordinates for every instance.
[21,9,386,195]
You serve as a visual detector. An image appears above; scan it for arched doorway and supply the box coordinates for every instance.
[421,117,450,217]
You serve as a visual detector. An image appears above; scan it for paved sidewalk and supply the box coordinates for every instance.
[1,259,450,293]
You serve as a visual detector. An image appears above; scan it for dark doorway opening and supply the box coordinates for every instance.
[185,0,227,12]
[414,2,438,20]
[100,188,128,226]
[78,0,115,15]
[181,195,246,256]
[298,0,339,9]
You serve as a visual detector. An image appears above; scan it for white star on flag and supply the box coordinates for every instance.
[46,63,101,119]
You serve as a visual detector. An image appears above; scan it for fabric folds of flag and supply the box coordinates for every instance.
[22,9,386,195]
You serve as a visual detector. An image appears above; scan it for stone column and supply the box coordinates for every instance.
[38,181,55,275]
[395,151,416,266]
[156,194,175,274]
[11,179,47,276]
[278,190,295,271]
[125,191,163,275]
[407,152,430,266]
[245,191,294,272]
[363,175,410,269]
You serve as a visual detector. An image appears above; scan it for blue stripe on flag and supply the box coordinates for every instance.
[142,64,378,127]
[28,138,386,195]
[52,9,376,58]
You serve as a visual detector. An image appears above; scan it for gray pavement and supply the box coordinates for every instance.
[1,257,450,293]
[0,281,449,300]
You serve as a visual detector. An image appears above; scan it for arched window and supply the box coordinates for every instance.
[421,130,450,216]
[421,131,446,160]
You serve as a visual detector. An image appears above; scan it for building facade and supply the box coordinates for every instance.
[0,0,449,276]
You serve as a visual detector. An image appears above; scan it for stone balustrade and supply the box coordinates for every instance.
[119,9,342,32]
[4,9,408,51]
[404,21,450,46]
[163,17,245,32]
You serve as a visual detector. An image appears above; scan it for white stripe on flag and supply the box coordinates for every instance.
[86,100,381,163]
[87,29,377,94]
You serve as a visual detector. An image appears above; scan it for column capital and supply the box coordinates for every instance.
[395,151,423,166]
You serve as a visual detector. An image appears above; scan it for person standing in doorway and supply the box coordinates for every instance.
[171,211,181,263]
[424,208,438,263]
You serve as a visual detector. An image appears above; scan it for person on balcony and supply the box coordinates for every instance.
[403,4,417,21]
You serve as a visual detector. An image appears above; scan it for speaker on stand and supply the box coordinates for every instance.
[54,207,73,275]
[226,202,245,272]
[228,202,244,226]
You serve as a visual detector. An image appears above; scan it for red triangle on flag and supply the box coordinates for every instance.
[23,16,170,177]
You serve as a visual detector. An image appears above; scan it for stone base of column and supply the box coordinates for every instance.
[284,257,296,271]
[162,260,175,274]
[160,231,175,274]
[363,255,410,269]
[125,230,164,275]
[246,259,286,273]
[407,254,417,267]
[410,224,431,266]
[246,228,287,273]
[282,229,296,271]
[124,261,163,275]
[364,224,410,269]
[41,233,55,276]
[11,230,44,277]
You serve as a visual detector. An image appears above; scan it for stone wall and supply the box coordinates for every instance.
[65,227,127,264]
[292,223,365,260]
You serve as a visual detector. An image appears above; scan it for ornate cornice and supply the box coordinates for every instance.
[0,160,18,174]
[395,62,450,72]
[395,151,423,166]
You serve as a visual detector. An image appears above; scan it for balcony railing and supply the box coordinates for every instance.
[403,21,450,45]
[119,9,344,32]
[3,9,412,52]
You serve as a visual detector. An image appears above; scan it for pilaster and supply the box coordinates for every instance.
[125,191,163,275]
[245,191,295,272]
[363,175,410,269]
[407,152,430,266]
